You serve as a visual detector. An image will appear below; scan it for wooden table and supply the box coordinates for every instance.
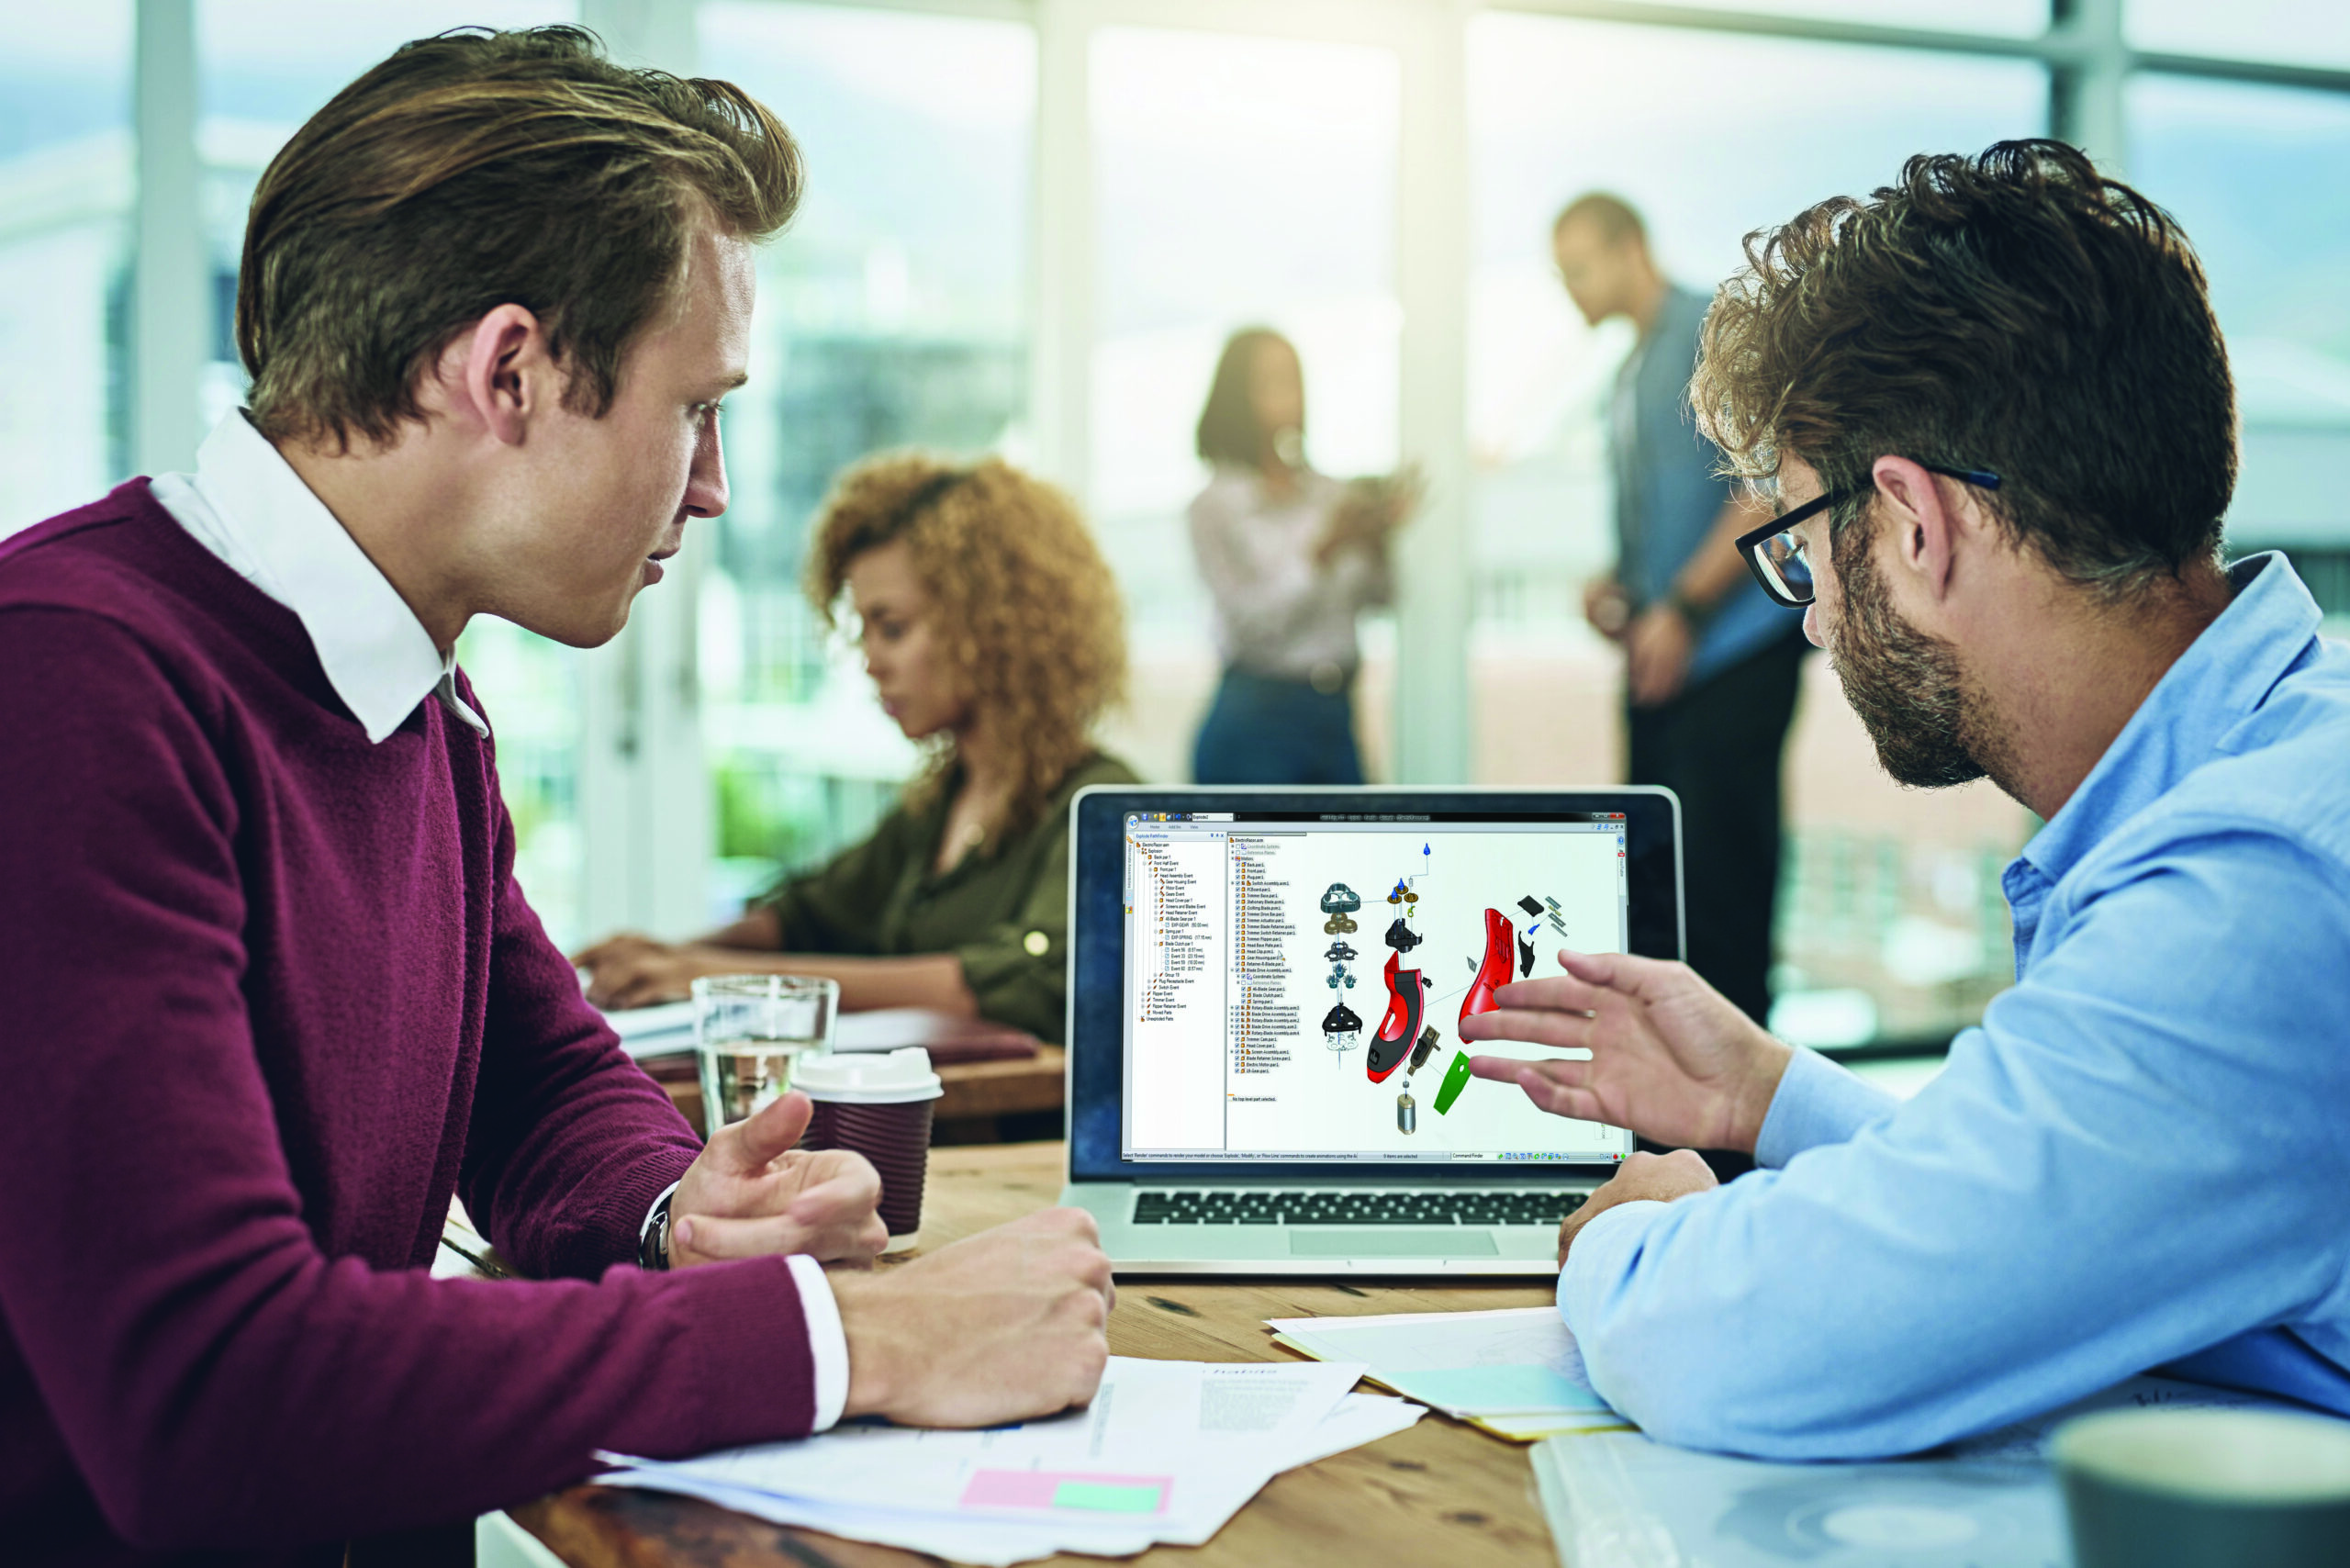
[660,1048,1068,1142]
[512,1141,1561,1568]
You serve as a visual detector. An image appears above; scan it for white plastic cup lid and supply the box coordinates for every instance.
[793,1047,945,1103]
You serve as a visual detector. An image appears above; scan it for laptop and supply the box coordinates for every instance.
[1058,786,1684,1275]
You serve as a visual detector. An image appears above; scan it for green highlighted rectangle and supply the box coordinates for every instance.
[1051,1480,1165,1513]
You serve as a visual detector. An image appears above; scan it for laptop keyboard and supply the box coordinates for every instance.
[1130,1190,1587,1227]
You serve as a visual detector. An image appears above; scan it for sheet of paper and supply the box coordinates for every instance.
[1470,1408,1633,1442]
[592,1002,1014,1058]
[1267,1306,1617,1417]
[599,1357,1383,1563]
[604,1387,1419,1567]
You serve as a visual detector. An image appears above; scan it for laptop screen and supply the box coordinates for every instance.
[1114,808,1639,1167]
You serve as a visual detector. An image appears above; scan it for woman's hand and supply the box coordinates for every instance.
[1315,467,1424,566]
[572,932,715,1010]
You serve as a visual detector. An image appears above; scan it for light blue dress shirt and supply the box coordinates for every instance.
[1559,552,2350,1458]
[1609,286,1788,685]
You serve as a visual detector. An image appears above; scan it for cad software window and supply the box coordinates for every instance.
[1121,812,1637,1163]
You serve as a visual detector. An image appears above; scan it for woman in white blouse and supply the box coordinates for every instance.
[1187,328,1417,783]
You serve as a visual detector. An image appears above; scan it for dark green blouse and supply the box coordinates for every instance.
[763,752,1138,1044]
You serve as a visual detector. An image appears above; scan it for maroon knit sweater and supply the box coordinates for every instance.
[0,484,819,1566]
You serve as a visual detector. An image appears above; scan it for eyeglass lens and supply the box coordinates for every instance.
[1761,529,1815,603]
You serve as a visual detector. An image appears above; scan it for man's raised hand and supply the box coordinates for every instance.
[1457,950,1792,1153]
[670,1091,889,1268]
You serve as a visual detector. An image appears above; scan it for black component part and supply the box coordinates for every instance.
[1324,940,1359,962]
[1319,883,1362,913]
[1517,932,1535,977]
[1517,895,1543,918]
[1321,1002,1362,1034]
[1131,1190,1592,1226]
[1409,1026,1440,1074]
[1382,918,1424,953]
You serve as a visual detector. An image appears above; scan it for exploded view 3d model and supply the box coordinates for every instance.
[1366,950,1426,1084]
[1319,886,1363,1053]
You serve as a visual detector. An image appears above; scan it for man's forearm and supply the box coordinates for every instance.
[699,904,783,950]
[1670,494,1767,611]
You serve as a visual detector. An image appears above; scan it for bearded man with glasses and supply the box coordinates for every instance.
[1460,140,2350,1456]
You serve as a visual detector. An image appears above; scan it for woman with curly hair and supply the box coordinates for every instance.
[574,453,1136,1042]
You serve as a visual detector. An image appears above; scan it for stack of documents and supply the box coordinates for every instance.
[596,1357,1420,1564]
[596,1001,1036,1062]
[1266,1305,1630,1441]
[598,998,695,1055]
[1530,1375,2316,1568]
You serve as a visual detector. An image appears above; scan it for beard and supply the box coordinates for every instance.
[1827,525,1998,790]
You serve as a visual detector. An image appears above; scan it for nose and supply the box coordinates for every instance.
[683,409,729,520]
[1803,601,1824,649]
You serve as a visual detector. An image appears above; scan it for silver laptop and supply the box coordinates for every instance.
[1058,786,1684,1275]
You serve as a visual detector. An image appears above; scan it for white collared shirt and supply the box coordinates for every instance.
[150,412,487,744]
[151,413,847,1432]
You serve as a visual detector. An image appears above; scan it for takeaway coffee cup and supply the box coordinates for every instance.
[794,1047,944,1249]
[2055,1406,2350,1568]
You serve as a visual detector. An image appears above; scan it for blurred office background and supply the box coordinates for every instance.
[6,0,2346,1063]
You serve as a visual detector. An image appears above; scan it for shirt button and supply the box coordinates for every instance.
[1023,930,1050,957]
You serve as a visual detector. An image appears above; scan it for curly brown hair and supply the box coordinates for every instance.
[805,452,1127,838]
[1690,140,2234,599]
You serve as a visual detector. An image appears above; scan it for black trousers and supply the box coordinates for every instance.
[1625,629,1808,1026]
[1625,629,1807,1181]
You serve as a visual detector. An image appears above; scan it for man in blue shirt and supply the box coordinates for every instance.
[1466,140,2350,1456]
[1556,194,1807,1030]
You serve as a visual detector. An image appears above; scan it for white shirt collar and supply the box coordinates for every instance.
[150,413,488,745]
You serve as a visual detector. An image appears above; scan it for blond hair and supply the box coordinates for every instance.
[806,453,1126,838]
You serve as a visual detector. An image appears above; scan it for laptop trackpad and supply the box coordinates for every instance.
[1288,1230,1497,1258]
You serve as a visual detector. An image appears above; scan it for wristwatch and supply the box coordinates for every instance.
[639,1187,675,1271]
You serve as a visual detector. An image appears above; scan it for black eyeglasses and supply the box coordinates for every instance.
[1735,464,2002,608]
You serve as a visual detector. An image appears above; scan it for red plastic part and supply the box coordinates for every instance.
[1460,906,1512,1027]
[1369,950,1423,1082]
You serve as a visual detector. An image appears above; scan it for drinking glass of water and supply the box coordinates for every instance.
[691,973,838,1137]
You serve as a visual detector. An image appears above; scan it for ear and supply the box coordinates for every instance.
[1870,455,1960,605]
[432,304,551,449]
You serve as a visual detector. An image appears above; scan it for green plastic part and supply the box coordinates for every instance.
[1434,1051,1473,1114]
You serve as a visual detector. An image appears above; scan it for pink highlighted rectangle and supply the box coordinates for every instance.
[959,1468,1172,1513]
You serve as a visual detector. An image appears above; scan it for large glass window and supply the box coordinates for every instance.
[1665,0,2045,34]
[196,2,587,937]
[2127,74,2350,577]
[1464,13,2048,1047]
[696,2,1036,913]
[0,3,132,538]
[2127,0,2350,73]
[1088,25,1401,782]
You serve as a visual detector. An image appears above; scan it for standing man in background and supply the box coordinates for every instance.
[1555,193,1807,1027]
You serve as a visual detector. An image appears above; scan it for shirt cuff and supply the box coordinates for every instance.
[786,1253,849,1433]
[1753,1047,1901,1169]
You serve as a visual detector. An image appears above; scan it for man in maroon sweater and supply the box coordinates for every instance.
[0,28,1112,1565]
